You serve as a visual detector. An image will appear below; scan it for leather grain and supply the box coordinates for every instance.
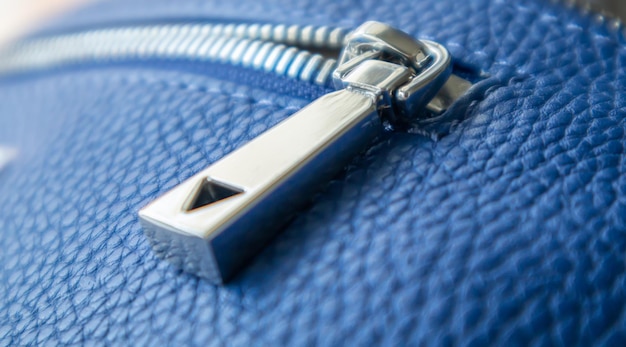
[2,0,626,345]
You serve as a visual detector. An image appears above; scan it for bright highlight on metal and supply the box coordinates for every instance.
[0,19,473,283]
[0,21,471,114]
[139,21,457,284]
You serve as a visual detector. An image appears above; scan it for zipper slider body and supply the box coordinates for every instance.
[139,22,453,283]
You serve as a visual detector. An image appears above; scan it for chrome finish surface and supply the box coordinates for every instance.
[0,21,470,114]
[395,40,451,120]
[333,21,430,78]
[140,89,381,283]
[427,74,473,114]
[139,21,457,283]
[334,22,452,122]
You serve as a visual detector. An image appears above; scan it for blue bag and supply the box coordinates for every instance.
[1,0,625,345]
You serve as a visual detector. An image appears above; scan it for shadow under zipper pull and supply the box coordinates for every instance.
[139,21,460,284]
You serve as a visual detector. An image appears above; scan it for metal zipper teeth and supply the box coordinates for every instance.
[0,23,349,86]
[2,0,622,84]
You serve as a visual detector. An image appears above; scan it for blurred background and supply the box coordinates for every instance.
[0,0,89,48]
[0,0,625,50]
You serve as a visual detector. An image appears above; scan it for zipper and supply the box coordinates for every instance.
[137,21,467,284]
[0,21,469,114]
[0,23,347,86]
[0,20,472,284]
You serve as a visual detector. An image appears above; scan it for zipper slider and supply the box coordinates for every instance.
[333,21,452,125]
[139,21,457,284]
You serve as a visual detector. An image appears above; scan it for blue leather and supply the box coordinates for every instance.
[2,0,626,345]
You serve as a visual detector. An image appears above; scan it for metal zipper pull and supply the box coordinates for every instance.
[139,21,455,283]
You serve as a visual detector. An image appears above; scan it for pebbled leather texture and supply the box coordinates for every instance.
[2,0,626,345]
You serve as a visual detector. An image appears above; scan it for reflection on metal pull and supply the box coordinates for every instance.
[139,21,455,284]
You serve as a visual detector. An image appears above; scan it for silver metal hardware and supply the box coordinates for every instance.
[0,20,471,283]
[333,21,452,123]
[426,74,473,114]
[0,21,470,114]
[139,21,456,283]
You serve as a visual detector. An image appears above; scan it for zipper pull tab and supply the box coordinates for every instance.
[139,21,455,284]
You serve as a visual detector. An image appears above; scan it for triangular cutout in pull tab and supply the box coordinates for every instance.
[186,178,243,212]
